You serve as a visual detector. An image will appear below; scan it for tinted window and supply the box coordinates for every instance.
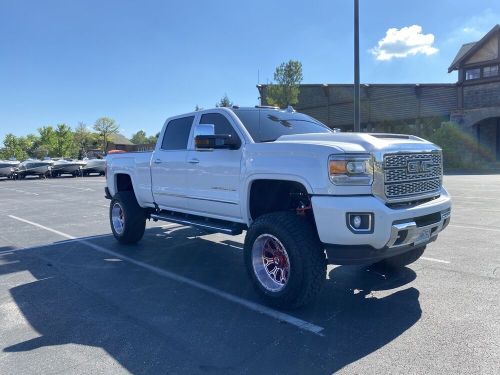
[161,116,194,150]
[233,109,332,142]
[483,65,499,77]
[465,68,480,80]
[200,113,241,148]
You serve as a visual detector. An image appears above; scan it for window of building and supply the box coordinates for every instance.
[465,68,481,80]
[161,116,195,150]
[483,65,499,77]
[199,113,241,148]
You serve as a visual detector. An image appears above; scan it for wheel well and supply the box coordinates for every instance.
[249,180,312,221]
[115,174,134,192]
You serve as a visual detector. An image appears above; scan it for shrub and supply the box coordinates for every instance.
[428,122,488,169]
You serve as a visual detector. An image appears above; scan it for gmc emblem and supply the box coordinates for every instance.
[407,160,433,173]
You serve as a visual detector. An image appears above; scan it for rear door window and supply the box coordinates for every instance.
[161,116,195,150]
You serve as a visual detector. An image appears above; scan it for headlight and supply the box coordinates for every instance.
[328,154,373,185]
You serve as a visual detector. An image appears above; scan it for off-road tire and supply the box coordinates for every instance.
[372,246,426,270]
[244,211,326,309]
[110,191,146,244]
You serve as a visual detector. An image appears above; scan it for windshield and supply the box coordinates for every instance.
[233,109,332,142]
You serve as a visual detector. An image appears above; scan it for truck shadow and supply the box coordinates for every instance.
[0,227,421,374]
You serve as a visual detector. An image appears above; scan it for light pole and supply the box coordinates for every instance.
[354,0,360,132]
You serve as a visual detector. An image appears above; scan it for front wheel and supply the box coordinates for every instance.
[244,212,326,309]
[110,191,146,244]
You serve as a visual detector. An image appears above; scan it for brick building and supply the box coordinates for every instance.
[258,24,500,161]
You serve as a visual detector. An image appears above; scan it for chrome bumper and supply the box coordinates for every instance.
[386,208,451,248]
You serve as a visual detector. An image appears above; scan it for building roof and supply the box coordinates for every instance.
[109,133,134,145]
[448,24,500,72]
[448,42,477,71]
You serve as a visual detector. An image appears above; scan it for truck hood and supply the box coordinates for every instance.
[274,132,441,154]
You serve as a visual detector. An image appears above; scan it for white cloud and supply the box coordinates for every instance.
[371,25,438,61]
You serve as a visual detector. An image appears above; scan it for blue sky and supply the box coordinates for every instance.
[0,0,499,141]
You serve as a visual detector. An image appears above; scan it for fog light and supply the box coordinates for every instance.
[352,215,362,228]
[346,213,373,233]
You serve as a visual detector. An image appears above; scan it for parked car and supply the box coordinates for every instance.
[105,106,452,308]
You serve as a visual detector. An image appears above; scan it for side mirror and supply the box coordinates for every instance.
[195,134,238,150]
[193,123,215,138]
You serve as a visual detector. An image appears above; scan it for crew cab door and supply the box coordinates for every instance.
[186,112,243,220]
[151,115,195,210]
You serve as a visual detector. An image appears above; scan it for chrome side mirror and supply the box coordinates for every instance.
[193,124,215,138]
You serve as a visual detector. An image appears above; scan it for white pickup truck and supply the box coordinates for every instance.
[105,106,451,308]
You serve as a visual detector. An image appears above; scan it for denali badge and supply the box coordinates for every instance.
[407,160,433,173]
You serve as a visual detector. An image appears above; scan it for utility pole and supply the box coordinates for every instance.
[354,0,361,132]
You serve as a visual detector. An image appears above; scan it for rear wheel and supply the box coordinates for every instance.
[372,246,426,270]
[244,212,326,309]
[110,191,146,244]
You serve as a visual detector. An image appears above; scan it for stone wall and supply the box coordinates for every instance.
[463,81,500,109]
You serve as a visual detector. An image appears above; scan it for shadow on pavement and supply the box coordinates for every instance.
[0,227,422,374]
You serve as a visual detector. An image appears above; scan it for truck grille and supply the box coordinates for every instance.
[384,152,442,200]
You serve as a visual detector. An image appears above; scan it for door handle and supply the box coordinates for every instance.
[154,159,162,164]
[188,159,200,164]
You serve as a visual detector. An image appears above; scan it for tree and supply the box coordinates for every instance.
[147,133,160,144]
[0,133,39,160]
[38,126,57,157]
[54,124,74,157]
[266,60,303,108]
[73,122,97,157]
[93,117,119,151]
[1,134,27,160]
[216,94,233,108]
[25,134,43,159]
[130,130,148,144]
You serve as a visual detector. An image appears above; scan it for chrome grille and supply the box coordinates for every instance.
[384,152,442,199]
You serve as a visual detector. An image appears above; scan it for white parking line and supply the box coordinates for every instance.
[420,256,450,264]
[7,215,325,336]
[0,233,115,256]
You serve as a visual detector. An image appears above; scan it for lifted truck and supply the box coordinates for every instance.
[105,106,451,308]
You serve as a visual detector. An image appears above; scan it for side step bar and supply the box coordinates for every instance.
[150,211,245,235]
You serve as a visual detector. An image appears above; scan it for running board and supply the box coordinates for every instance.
[150,212,245,235]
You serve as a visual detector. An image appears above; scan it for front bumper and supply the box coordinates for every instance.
[311,188,451,264]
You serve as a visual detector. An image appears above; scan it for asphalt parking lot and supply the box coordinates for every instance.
[0,175,499,374]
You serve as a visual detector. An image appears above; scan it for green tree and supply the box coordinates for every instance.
[38,126,57,156]
[147,133,159,144]
[266,60,303,108]
[1,134,27,160]
[93,117,119,151]
[25,134,42,158]
[215,94,233,108]
[73,122,97,157]
[54,124,74,157]
[0,134,39,160]
[130,130,148,144]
